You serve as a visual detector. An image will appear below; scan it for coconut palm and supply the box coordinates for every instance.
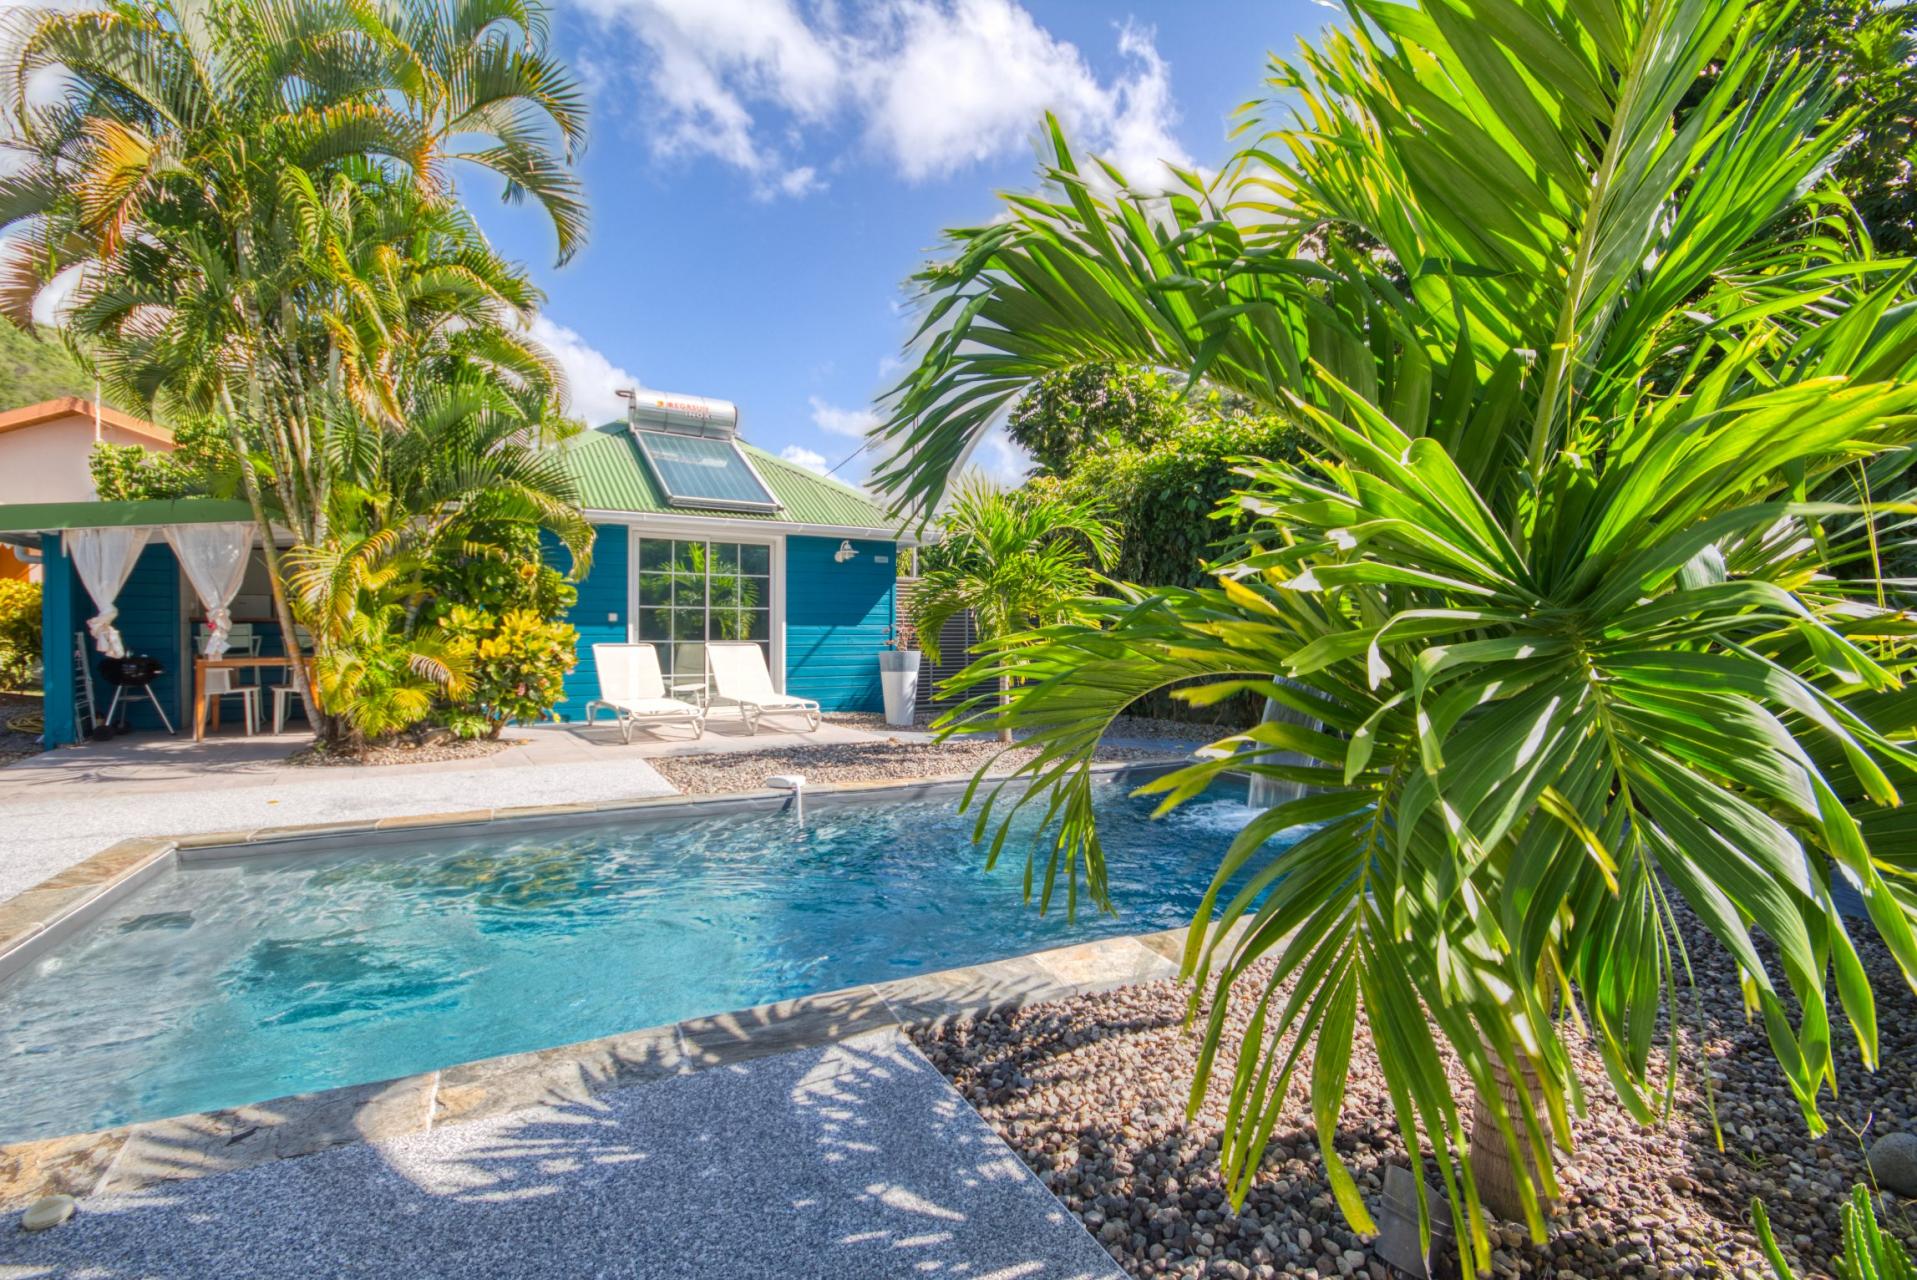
[875,0,1917,1267]
[914,483,1117,744]
[0,0,587,731]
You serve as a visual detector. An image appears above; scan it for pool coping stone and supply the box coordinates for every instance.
[0,758,1217,1212]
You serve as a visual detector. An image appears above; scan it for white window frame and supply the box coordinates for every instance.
[624,522,786,692]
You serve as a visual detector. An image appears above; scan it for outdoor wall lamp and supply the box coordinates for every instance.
[834,540,858,563]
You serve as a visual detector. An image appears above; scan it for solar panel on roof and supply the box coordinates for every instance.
[631,429,782,512]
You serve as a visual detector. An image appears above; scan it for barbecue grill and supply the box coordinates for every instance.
[99,654,176,735]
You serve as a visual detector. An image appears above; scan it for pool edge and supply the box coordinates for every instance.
[0,921,1233,1212]
[0,757,1214,1209]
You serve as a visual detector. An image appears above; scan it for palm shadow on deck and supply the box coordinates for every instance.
[1,1027,1122,1280]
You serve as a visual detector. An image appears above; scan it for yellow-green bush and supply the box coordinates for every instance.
[437,605,577,738]
[0,578,41,691]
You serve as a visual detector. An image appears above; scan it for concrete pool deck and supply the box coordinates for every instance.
[0,716,921,901]
[0,1027,1125,1280]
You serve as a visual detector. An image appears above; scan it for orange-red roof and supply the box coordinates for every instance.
[0,396,172,447]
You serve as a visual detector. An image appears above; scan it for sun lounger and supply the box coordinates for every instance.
[586,643,705,742]
[706,641,820,735]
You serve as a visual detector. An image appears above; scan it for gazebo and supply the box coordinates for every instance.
[0,498,300,746]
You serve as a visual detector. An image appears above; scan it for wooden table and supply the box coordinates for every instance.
[193,655,316,741]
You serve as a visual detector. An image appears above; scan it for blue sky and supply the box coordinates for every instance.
[467,0,1331,487]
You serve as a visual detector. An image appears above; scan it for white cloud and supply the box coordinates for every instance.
[808,394,880,438]
[780,444,831,474]
[526,314,639,425]
[577,0,1192,198]
[970,423,1032,487]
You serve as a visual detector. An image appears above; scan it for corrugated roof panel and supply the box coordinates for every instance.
[563,426,896,531]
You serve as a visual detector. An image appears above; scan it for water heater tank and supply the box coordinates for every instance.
[625,390,741,437]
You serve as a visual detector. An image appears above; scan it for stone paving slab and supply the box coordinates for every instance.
[0,1029,1126,1280]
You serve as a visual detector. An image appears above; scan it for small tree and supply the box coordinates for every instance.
[914,483,1116,743]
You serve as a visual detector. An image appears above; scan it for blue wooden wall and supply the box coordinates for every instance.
[785,535,894,713]
[549,527,896,719]
[38,534,77,747]
[37,535,183,743]
[112,542,184,732]
[550,524,626,722]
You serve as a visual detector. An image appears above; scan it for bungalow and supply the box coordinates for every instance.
[553,393,911,722]
[0,392,910,746]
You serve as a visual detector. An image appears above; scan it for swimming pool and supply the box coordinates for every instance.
[0,771,1281,1144]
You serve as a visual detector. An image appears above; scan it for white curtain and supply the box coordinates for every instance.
[68,526,152,658]
[164,523,256,658]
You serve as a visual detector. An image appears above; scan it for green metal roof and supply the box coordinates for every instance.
[564,426,898,532]
[0,497,256,534]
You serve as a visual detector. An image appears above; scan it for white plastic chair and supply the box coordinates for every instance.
[202,666,260,735]
[272,627,316,734]
[585,643,705,742]
[706,642,819,735]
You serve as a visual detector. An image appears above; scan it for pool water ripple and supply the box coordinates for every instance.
[0,775,1286,1143]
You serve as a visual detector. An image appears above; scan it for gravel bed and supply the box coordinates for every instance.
[912,906,1917,1280]
[286,736,509,768]
[830,712,1225,743]
[0,691,44,766]
[650,735,1184,794]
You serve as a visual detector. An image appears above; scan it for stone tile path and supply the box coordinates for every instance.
[0,1029,1124,1280]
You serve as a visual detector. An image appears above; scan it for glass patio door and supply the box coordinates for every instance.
[634,538,773,703]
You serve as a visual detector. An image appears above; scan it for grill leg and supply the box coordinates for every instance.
[142,685,176,736]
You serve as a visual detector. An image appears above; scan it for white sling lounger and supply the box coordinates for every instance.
[585,643,705,742]
[706,641,821,735]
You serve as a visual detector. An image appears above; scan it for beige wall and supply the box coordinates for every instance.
[0,412,169,506]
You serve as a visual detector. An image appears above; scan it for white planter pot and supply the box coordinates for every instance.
[878,650,921,727]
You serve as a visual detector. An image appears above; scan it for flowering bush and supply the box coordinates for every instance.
[438,605,577,738]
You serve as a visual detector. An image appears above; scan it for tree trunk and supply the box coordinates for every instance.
[1469,1049,1557,1225]
[217,399,335,744]
[997,672,1013,744]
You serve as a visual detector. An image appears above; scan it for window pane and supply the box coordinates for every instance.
[745,610,770,642]
[734,575,764,611]
[672,540,706,573]
[673,643,707,685]
[638,574,672,606]
[712,543,740,572]
[637,608,670,641]
[671,608,706,642]
[639,539,673,572]
[739,544,770,576]
[710,575,742,610]
[669,570,703,606]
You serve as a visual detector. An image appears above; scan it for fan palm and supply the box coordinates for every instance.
[876,0,1917,1269]
[914,483,1117,743]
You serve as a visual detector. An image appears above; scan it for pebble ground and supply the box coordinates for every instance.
[913,907,1917,1280]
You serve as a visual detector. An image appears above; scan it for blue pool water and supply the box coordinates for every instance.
[0,774,1279,1143]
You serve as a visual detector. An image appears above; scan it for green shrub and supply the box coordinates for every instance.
[437,605,577,738]
[313,604,465,745]
[0,578,42,690]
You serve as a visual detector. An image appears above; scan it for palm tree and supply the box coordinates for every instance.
[873,0,1917,1266]
[286,369,592,744]
[914,483,1116,743]
[0,0,587,732]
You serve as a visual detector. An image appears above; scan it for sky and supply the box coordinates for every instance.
[460,0,1333,488]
